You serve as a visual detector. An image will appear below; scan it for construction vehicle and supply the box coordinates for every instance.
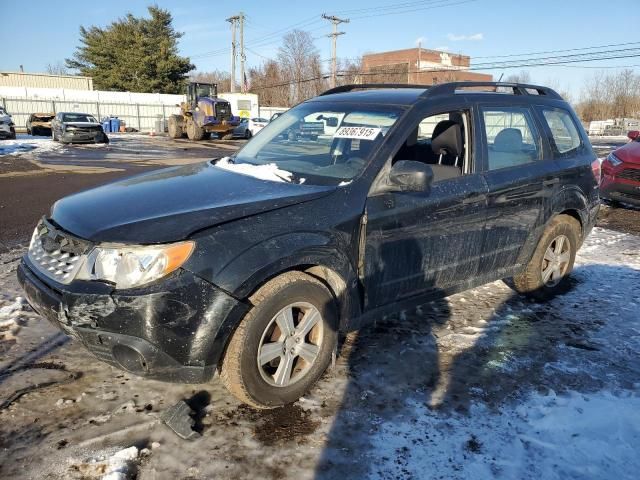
[168,82,240,140]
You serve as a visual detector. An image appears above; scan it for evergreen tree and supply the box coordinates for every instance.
[66,6,194,93]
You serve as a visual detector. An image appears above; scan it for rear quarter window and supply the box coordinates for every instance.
[541,108,582,156]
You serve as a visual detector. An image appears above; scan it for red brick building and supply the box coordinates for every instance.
[362,47,492,85]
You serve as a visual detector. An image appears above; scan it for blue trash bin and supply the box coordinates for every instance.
[110,118,121,133]
[102,120,110,132]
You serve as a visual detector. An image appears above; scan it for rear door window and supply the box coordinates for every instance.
[482,107,540,171]
[541,108,582,155]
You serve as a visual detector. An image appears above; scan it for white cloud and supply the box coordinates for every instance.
[447,32,484,41]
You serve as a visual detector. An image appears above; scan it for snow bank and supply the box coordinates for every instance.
[214,157,293,183]
[0,135,62,156]
[369,390,640,479]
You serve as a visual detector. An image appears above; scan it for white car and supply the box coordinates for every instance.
[248,117,269,136]
[0,106,16,140]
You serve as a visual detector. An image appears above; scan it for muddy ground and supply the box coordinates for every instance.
[0,134,639,479]
[0,228,638,479]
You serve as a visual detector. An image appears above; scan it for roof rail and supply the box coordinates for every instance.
[423,82,563,100]
[319,83,430,96]
[319,82,563,100]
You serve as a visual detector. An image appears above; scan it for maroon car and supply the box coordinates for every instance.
[600,130,640,207]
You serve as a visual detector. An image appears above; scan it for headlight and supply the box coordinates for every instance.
[65,125,77,131]
[607,152,623,167]
[77,241,195,289]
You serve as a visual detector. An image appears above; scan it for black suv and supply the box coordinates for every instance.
[18,82,599,408]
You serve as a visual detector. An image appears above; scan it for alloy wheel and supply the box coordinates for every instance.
[541,234,571,287]
[257,302,323,387]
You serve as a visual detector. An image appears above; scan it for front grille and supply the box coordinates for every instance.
[618,168,640,182]
[215,103,232,121]
[28,219,90,284]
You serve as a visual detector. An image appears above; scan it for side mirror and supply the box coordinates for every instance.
[627,130,640,141]
[387,160,433,193]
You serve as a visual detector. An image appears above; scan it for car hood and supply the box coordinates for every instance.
[614,141,640,165]
[51,161,335,243]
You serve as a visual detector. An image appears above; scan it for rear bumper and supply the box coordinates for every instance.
[17,259,249,383]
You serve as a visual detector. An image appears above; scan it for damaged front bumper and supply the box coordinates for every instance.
[60,130,108,143]
[17,259,249,383]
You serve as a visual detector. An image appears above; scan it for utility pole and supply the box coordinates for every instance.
[239,12,246,93]
[226,14,240,93]
[322,14,349,89]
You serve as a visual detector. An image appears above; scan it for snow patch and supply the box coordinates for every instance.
[0,135,63,156]
[369,390,640,479]
[215,157,294,183]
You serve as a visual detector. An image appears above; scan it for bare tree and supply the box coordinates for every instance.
[277,30,324,105]
[576,70,640,122]
[504,70,531,84]
[337,58,362,85]
[190,70,232,93]
[46,61,69,75]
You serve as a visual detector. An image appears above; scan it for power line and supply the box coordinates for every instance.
[472,41,640,60]
[248,50,640,92]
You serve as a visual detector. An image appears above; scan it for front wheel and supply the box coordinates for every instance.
[220,272,338,409]
[506,214,580,300]
[245,129,252,139]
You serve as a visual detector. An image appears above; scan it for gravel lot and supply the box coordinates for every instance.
[0,134,638,479]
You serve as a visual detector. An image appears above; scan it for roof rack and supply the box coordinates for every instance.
[319,82,563,100]
[424,82,563,99]
[319,83,429,96]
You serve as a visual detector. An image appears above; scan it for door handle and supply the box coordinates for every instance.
[543,177,560,187]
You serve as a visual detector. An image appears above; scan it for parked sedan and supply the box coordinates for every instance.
[0,106,16,140]
[26,113,55,136]
[232,118,252,139]
[51,112,109,144]
[248,117,269,136]
[600,130,640,206]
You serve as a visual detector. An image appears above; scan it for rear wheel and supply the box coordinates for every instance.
[220,272,338,409]
[167,116,184,139]
[245,129,252,139]
[506,214,580,300]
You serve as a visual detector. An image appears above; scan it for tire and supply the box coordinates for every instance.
[168,116,184,139]
[202,132,211,140]
[27,128,32,135]
[186,120,205,141]
[244,129,252,139]
[506,214,580,300]
[220,271,338,409]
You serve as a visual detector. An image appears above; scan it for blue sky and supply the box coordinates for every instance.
[1,0,637,98]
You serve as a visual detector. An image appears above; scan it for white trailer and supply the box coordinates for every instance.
[218,92,259,119]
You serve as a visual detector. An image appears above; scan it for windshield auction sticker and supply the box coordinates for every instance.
[334,126,381,140]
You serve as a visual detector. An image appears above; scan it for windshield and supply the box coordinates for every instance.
[230,102,403,185]
[196,84,215,98]
[62,113,97,123]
